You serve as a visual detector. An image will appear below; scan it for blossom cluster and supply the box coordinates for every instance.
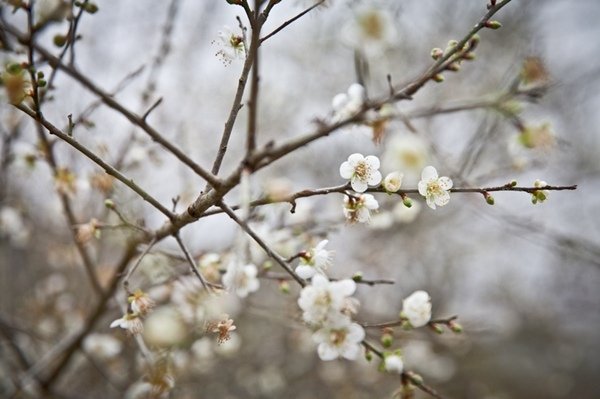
[339,150,454,223]
[298,275,364,361]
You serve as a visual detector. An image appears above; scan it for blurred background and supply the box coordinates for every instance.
[1,0,599,398]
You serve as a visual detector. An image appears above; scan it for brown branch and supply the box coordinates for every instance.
[245,0,514,172]
[199,182,578,218]
[15,104,175,219]
[0,20,222,190]
[173,233,210,291]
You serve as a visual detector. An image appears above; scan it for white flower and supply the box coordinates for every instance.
[383,171,403,193]
[417,166,453,210]
[128,289,155,316]
[83,333,122,359]
[143,307,187,347]
[332,84,365,122]
[0,206,30,247]
[298,274,357,326]
[343,194,379,223]
[402,290,432,328]
[340,153,382,193]
[213,26,246,65]
[532,179,549,204]
[110,313,144,335]
[384,354,404,374]
[312,318,365,361]
[222,262,260,298]
[382,134,429,184]
[295,240,333,279]
[341,8,397,57]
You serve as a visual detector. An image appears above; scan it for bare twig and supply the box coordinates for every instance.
[218,200,306,287]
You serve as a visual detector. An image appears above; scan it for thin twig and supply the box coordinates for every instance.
[259,0,325,44]
[15,104,175,219]
[218,200,306,287]
[173,233,210,291]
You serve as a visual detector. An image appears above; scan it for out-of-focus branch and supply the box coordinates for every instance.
[15,104,175,219]
[218,200,306,287]
[246,0,514,171]
[0,20,222,190]
[260,0,325,44]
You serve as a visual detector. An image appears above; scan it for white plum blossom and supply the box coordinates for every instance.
[110,313,144,335]
[382,134,429,185]
[384,353,404,374]
[83,333,122,359]
[343,194,379,223]
[418,166,453,210]
[143,307,187,347]
[341,8,397,57]
[213,26,246,65]
[295,240,333,279]
[0,206,30,247]
[128,289,155,316]
[340,153,382,193]
[298,274,357,326]
[312,317,365,361]
[383,171,404,193]
[402,290,432,328]
[222,261,260,298]
[332,83,365,121]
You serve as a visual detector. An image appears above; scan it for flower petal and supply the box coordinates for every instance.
[351,179,368,193]
[418,181,428,196]
[318,343,339,361]
[421,166,438,181]
[434,190,450,206]
[367,170,382,186]
[347,83,365,102]
[341,343,360,360]
[332,279,356,296]
[296,265,316,279]
[332,93,348,111]
[426,196,436,210]
[347,153,364,167]
[438,176,453,190]
[339,162,354,179]
[364,155,380,170]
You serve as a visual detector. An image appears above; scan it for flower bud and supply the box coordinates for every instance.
[448,320,463,333]
[484,192,495,205]
[485,20,502,29]
[53,34,67,47]
[463,52,476,61]
[430,47,443,60]
[429,323,444,334]
[381,333,393,348]
[104,199,115,209]
[279,280,290,294]
[447,40,458,49]
[447,62,461,72]
[352,272,363,282]
[402,196,413,208]
[509,180,517,187]
[383,172,403,193]
[432,74,444,83]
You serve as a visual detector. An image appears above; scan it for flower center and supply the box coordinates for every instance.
[354,161,369,180]
[360,12,383,40]
[330,329,347,346]
[229,35,244,49]
[426,181,443,196]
